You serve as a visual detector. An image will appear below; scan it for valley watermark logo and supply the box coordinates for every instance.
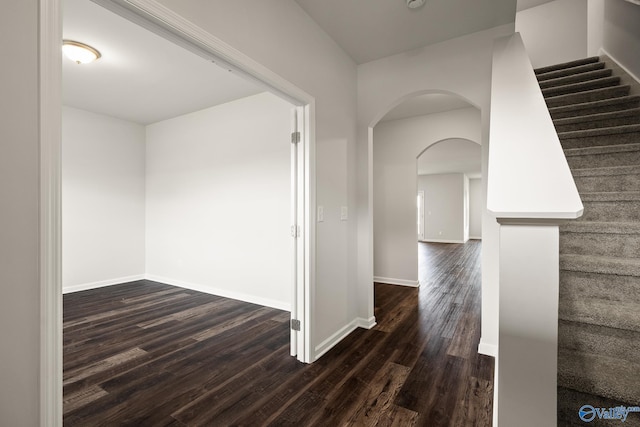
[579,405,640,423]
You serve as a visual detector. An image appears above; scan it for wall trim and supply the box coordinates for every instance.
[355,316,377,329]
[469,235,482,240]
[420,238,465,244]
[478,339,498,357]
[314,319,359,360]
[373,276,419,287]
[145,274,291,312]
[62,275,146,294]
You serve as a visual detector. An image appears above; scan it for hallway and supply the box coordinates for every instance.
[63,240,492,425]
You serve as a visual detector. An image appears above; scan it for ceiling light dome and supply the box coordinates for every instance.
[406,0,426,9]
[62,40,101,64]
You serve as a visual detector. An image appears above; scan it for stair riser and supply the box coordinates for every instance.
[574,173,640,192]
[558,387,640,427]
[542,77,620,98]
[558,353,640,410]
[559,321,640,365]
[580,200,640,222]
[556,115,640,133]
[561,131,640,149]
[551,99,640,119]
[546,86,630,108]
[566,149,640,169]
[560,231,640,258]
[559,270,640,330]
[539,69,612,89]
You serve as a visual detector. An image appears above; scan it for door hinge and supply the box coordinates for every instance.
[291,131,301,144]
[291,319,301,331]
[291,225,300,238]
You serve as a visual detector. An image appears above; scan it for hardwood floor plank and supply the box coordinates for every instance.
[63,240,494,425]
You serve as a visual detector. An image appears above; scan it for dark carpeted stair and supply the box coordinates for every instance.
[536,56,640,426]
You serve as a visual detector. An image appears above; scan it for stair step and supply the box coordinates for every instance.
[559,349,640,405]
[535,56,600,75]
[546,85,631,108]
[558,387,640,427]
[559,124,640,149]
[537,62,605,83]
[539,68,612,90]
[542,76,620,98]
[560,269,640,331]
[579,191,640,222]
[561,253,640,277]
[561,221,640,258]
[549,95,640,120]
[572,165,640,192]
[565,143,640,169]
[554,108,640,133]
[559,320,640,366]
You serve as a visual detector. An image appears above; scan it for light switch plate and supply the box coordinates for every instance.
[318,206,324,222]
[340,206,348,221]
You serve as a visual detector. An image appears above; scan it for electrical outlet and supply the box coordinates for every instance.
[318,206,324,222]
[340,206,348,221]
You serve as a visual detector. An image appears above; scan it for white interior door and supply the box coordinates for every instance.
[417,190,425,241]
[290,107,306,360]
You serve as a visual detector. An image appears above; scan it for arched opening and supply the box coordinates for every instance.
[371,91,480,287]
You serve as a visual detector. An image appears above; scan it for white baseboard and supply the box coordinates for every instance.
[355,316,377,329]
[420,238,465,244]
[478,340,498,357]
[314,319,359,360]
[145,274,291,312]
[373,276,419,287]
[62,274,145,294]
[469,235,482,240]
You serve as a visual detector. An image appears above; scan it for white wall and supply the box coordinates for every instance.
[588,0,605,56]
[62,107,146,292]
[515,0,588,68]
[603,0,640,81]
[145,92,292,310]
[469,178,483,239]
[154,0,359,351]
[417,173,466,243]
[359,23,514,355]
[0,1,40,424]
[373,108,481,285]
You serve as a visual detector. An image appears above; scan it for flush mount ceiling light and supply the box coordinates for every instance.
[406,0,426,9]
[62,40,101,64]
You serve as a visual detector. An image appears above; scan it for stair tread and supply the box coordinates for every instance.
[559,123,640,139]
[580,191,640,202]
[542,76,620,97]
[561,220,640,234]
[559,320,640,364]
[545,84,630,104]
[554,108,640,126]
[549,95,640,116]
[571,165,640,177]
[561,253,640,276]
[535,56,600,75]
[558,349,640,404]
[559,298,640,338]
[539,68,612,89]
[537,62,606,83]
[564,142,640,156]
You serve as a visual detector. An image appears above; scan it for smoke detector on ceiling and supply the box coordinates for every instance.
[406,0,426,9]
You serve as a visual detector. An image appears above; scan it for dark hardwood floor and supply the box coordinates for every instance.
[63,240,493,426]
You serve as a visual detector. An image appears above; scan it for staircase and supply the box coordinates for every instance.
[536,57,640,426]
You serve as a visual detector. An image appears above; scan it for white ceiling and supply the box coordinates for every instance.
[417,138,481,178]
[380,93,472,123]
[63,0,263,125]
[294,0,517,64]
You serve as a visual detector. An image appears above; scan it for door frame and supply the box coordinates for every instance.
[40,0,316,423]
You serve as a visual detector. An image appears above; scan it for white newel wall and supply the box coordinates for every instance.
[145,93,293,311]
[62,107,146,292]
